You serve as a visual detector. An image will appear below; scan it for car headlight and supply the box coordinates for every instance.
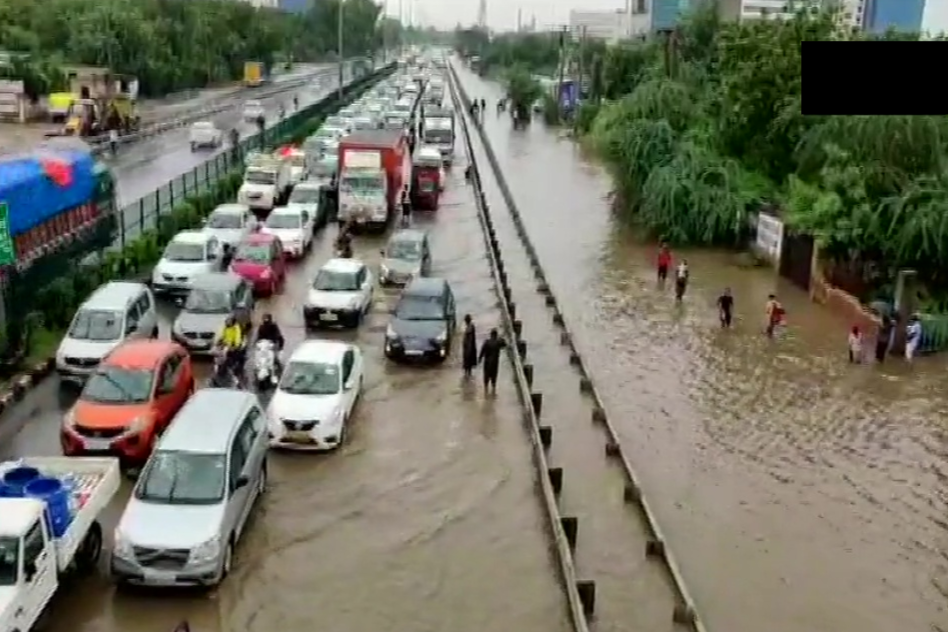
[386,325,398,340]
[113,530,134,558]
[260,269,272,278]
[124,415,149,435]
[189,536,221,564]
[435,330,447,342]
[379,264,389,277]
[348,298,361,310]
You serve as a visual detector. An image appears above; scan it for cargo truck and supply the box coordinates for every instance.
[0,457,121,632]
[421,107,455,164]
[243,61,264,87]
[337,130,409,231]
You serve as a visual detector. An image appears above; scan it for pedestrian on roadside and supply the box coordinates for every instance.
[765,294,785,338]
[674,259,689,302]
[875,313,893,362]
[478,328,506,395]
[717,287,734,328]
[108,128,119,155]
[462,314,477,377]
[464,165,473,183]
[905,314,922,361]
[400,186,412,226]
[656,242,672,288]
[848,325,863,363]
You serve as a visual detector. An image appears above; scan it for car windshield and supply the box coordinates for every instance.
[164,241,205,262]
[266,213,301,229]
[81,367,153,404]
[193,122,214,131]
[278,360,340,395]
[289,187,321,204]
[207,212,242,229]
[386,239,422,260]
[0,536,17,586]
[235,243,271,264]
[68,309,123,341]
[185,287,232,313]
[245,169,276,185]
[424,129,452,142]
[340,174,383,193]
[314,269,359,291]
[395,295,445,320]
[135,451,227,505]
[324,117,344,127]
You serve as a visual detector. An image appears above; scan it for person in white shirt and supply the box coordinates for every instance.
[674,260,689,302]
[905,315,922,361]
[848,325,862,363]
[108,128,118,154]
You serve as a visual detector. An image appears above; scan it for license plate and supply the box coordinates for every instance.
[405,350,423,356]
[287,432,315,443]
[83,438,112,450]
[142,568,167,582]
[320,312,338,321]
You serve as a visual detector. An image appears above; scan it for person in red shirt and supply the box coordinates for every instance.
[656,243,672,287]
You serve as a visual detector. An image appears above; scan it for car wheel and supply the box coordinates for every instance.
[220,540,234,581]
[338,417,348,447]
[257,463,268,495]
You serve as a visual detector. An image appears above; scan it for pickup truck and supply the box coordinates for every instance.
[237,153,293,218]
[0,457,120,632]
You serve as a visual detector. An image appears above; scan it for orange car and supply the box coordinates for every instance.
[61,340,195,469]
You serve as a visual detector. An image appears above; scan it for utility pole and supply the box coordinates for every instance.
[577,25,586,100]
[337,0,344,100]
[556,26,567,117]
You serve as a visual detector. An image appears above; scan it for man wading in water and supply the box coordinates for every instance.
[674,259,689,302]
[717,287,734,328]
[462,314,477,377]
[478,328,506,395]
[656,243,672,288]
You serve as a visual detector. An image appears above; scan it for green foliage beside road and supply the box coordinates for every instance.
[0,0,395,97]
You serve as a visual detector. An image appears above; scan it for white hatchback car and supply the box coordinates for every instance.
[151,231,224,300]
[243,100,265,121]
[202,203,256,250]
[267,340,364,450]
[189,121,222,150]
[262,206,314,257]
[303,258,373,329]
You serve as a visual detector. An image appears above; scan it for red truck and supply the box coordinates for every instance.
[337,130,409,230]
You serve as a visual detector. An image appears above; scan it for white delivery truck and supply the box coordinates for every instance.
[237,153,292,218]
[0,457,120,632]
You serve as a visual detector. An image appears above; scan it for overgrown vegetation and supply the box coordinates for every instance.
[0,0,397,97]
[459,6,948,302]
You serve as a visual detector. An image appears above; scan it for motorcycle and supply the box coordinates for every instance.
[209,347,243,389]
[253,339,280,391]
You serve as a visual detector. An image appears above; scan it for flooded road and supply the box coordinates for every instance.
[453,62,948,632]
[0,134,571,630]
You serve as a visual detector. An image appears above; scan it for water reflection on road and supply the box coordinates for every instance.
[0,159,571,632]
[453,62,948,632]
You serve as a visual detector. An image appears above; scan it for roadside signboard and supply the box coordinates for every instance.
[0,203,16,266]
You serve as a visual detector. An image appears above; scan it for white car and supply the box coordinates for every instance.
[243,100,265,121]
[151,231,224,299]
[189,121,222,150]
[282,148,307,184]
[267,340,364,450]
[303,258,373,329]
[288,180,325,222]
[262,206,314,257]
[202,203,256,250]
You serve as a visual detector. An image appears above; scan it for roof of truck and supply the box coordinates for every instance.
[0,497,45,536]
[341,129,403,148]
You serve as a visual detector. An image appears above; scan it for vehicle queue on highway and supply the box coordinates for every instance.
[0,50,460,632]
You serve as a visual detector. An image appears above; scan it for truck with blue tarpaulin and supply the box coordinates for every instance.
[0,139,117,360]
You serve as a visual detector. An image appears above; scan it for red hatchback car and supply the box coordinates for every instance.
[230,232,287,296]
[61,340,195,470]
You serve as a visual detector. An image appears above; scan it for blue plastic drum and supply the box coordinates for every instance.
[2,466,40,491]
[24,477,74,537]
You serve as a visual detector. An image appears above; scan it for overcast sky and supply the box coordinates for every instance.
[383,0,630,31]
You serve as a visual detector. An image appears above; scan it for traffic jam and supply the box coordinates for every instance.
[0,52,461,632]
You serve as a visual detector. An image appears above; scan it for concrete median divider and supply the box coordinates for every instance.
[447,62,596,632]
[0,64,397,411]
[449,61,707,632]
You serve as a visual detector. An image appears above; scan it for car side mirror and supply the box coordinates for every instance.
[234,475,250,490]
[125,322,137,335]
[344,379,355,391]
[24,561,37,581]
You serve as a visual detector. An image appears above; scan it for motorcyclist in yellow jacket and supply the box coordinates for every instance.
[217,316,246,385]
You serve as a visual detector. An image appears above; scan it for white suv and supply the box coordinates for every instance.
[303,258,373,329]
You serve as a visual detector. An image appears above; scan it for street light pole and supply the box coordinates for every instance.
[337,0,344,100]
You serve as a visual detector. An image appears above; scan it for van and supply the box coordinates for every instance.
[110,389,269,587]
[55,281,158,384]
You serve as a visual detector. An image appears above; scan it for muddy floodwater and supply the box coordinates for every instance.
[454,64,948,632]
[0,147,573,631]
